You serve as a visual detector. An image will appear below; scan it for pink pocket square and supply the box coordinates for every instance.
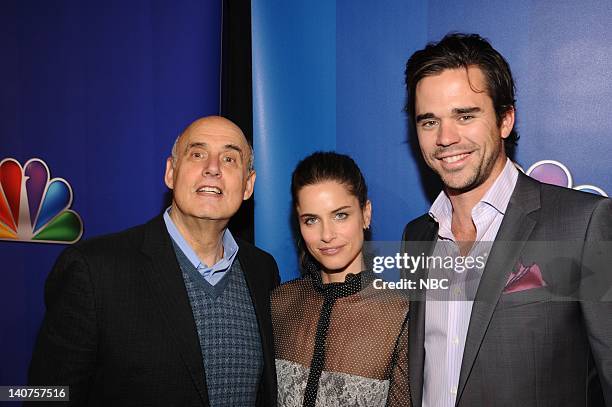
[503,261,547,294]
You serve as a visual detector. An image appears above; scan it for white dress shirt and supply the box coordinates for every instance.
[423,159,518,407]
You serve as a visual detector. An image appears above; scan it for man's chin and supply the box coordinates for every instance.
[439,172,482,194]
[179,208,234,223]
[194,212,233,222]
[438,169,471,187]
[191,203,242,220]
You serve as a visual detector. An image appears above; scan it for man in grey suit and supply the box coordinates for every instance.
[402,33,612,406]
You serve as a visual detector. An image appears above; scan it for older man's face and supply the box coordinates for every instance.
[164,118,255,224]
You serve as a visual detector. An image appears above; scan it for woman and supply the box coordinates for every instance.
[271,152,410,407]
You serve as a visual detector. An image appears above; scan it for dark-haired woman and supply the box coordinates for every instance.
[271,152,410,407]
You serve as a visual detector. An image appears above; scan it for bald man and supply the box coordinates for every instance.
[29,117,280,406]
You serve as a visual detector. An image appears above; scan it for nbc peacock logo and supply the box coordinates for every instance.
[524,160,608,197]
[0,158,83,244]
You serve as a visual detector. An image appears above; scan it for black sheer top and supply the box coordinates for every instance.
[271,270,411,407]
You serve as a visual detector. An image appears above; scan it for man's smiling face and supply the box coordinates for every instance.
[414,66,514,194]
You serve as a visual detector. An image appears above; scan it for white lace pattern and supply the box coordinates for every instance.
[276,359,389,407]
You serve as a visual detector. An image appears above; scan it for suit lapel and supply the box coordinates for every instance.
[403,216,438,407]
[456,173,541,405]
[139,216,209,405]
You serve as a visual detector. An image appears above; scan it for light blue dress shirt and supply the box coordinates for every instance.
[163,208,239,286]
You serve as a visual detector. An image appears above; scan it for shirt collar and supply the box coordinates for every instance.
[163,207,239,271]
[479,158,519,215]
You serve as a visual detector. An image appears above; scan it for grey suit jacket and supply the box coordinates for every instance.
[402,173,612,407]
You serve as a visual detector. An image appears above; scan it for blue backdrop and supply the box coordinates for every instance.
[2,0,612,392]
[252,0,612,282]
[252,0,337,283]
[0,0,221,387]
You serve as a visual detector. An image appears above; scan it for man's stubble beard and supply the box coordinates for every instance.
[436,138,504,195]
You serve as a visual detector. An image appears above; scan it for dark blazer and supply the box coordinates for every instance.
[28,215,280,406]
[403,173,612,407]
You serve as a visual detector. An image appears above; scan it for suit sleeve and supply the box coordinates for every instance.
[28,246,98,405]
[579,198,612,405]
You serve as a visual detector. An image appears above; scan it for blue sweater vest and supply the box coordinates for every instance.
[173,243,263,406]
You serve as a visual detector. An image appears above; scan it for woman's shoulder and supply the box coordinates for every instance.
[270,277,319,323]
[271,276,313,301]
[360,283,410,314]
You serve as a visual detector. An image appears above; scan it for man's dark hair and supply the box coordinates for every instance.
[405,33,519,148]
